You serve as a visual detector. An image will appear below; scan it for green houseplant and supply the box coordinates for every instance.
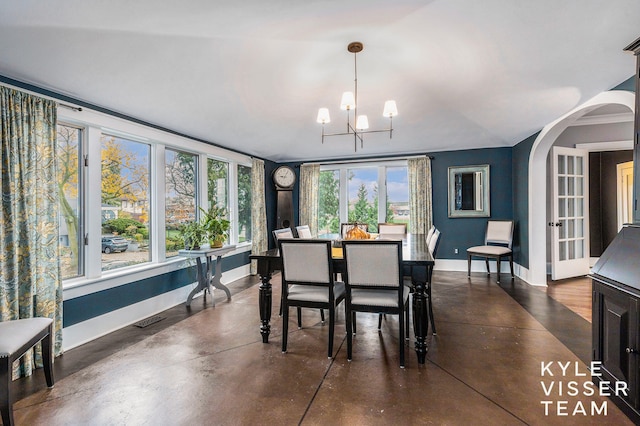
[200,205,230,248]
[180,220,206,250]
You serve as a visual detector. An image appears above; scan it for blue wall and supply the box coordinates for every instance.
[431,147,513,260]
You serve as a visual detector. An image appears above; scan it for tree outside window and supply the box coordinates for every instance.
[165,149,197,256]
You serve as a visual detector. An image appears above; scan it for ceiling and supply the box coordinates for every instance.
[1,1,639,163]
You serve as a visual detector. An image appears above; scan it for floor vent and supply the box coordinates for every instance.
[133,315,166,328]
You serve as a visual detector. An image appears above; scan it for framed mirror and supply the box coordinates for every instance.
[448,165,490,218]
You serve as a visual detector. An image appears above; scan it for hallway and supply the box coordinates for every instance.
[10,272,630,425]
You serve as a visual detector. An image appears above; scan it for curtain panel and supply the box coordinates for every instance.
[298,164,320,236]
[408,156,433,234]
[0,86,63,378]
[250,158,267,274]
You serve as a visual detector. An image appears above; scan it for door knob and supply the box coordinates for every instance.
[626,347,637,354]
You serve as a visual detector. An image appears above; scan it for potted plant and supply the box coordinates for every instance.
[180,220,205,250]
[200,205,230,248]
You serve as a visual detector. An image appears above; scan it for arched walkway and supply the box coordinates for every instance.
[527,90,635,286]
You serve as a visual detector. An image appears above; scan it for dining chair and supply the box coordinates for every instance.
[273,227,320,320]
[295,225,313,238]
[377,223,407,234]
[272,227,294,245]
[278,239,345,358]
[340,222,368,239]
[343,240,410,368]
[467,220,514,283]
[426,229,441,335]
[426,225,436,246]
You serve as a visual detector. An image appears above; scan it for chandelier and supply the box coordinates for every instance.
[316,42,398,152]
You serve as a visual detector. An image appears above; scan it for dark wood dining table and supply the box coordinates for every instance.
[249,233,435,364]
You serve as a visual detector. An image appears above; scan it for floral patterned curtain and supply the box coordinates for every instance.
[0,86,63,378]
[250,158,267,274]
[408,156,433,234]
[299,164,320,236]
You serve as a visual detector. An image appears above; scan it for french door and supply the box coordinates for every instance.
[550,147,590,280]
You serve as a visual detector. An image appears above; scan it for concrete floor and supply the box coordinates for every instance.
[9,271,633,425]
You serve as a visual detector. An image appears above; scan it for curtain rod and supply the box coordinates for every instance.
[302,154,434,167]
[59,102,82,112]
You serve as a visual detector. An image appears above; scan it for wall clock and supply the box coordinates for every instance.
[272,165,296,189]
[272,165,296,231]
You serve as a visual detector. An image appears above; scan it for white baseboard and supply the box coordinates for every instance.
[433,259,537,286]
[62,264,250,351]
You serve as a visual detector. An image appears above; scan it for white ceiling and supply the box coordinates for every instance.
[0,0,638,162]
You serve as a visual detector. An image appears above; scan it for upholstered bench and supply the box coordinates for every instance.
[0,318,54,426]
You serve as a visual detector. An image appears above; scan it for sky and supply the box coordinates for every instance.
[349,167,408,203]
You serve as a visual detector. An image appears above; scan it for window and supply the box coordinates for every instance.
[100,134,151,271]
[385,166,409,225]
[317,161,409,234]
[348,167,379,232]
[237,164,252,243]
[165,149,198,257]
[208,158,228,213]
[57,124,83,279]
[318,170,340,234]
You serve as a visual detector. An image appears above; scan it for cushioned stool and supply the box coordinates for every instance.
[0,318,54,426]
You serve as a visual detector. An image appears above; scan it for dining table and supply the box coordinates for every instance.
[249,233,435,364]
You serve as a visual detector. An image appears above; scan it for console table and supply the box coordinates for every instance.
[179,245,235,307]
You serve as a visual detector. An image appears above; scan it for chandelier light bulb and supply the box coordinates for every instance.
[383,100,398,118]
[340,92,356,111]
[316,108,331,124]
[356,115,369,130]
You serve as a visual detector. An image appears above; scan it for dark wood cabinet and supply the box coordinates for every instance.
[624,37,640,224]
[592,224,640,422]
[592,279,639,410]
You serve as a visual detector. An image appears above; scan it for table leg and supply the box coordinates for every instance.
[257,260,273,343]
[210,255,232,302]
[186,257,206,307]
[412,272,429,364]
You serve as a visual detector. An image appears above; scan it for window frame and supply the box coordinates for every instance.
[319,159,408,229]
[57,106,253,291]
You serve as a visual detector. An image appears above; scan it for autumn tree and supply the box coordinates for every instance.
[57,125,80,273]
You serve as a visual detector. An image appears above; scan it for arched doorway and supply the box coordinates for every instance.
[527,90,635,286]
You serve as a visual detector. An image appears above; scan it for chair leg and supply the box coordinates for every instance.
[320,309,325,324]
[282,304,289,353]
[509,255,515,279]
[485,258,490,276]
[428,285,437,336]
[405,302,410,341]
[496,256,502,283]
[328,308,335,359]
[399,308,405,368]
[0,357,13,426]
[378,314,383,330]
[42,327,54,388]
[346,308,353,361]
[352,312,357,335]
[297,307,302,329]
[467,254,472,277]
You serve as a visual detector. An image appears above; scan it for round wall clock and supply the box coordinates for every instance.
[272,165,296,189]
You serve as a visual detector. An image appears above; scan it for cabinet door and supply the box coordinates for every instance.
[593,281,639,408]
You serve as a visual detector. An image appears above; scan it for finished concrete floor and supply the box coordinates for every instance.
[10,271,633,425]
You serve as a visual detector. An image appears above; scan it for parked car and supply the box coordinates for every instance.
[101,236,129,254]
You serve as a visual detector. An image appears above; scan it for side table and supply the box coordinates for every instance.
[179,245,236,307]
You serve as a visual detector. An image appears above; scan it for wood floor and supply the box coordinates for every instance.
[10,271,631,425]
[535,275,592,322]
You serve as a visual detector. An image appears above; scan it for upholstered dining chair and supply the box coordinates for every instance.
[426,225,436,246]
[295,225,313,238]
[272,227,294,245]
[340,223,368,238]
[343,240,410,368]
[278,239,345,359]
[426,228,442,335]
[467,220,514,283]
[377,223,407,234]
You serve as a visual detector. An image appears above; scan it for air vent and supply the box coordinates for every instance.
[133,315,165,328]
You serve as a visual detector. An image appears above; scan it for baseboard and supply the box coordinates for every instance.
[62,264,250,351]
[433,259,536,286]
